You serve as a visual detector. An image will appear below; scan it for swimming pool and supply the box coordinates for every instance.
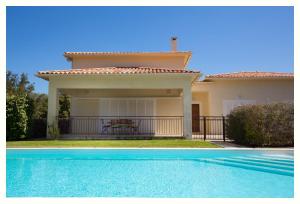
[6,149,294,198]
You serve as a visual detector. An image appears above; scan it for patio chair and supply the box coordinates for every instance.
[101,119,112,134]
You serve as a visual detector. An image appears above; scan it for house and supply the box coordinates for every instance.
[37,37,294,140]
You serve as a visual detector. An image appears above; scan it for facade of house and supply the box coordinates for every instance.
[37,38,294,139]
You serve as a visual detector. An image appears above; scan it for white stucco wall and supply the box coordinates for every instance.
[71,55,187,69]
[193,79,294,115]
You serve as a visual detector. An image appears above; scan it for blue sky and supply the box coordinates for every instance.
[7,6,294,93]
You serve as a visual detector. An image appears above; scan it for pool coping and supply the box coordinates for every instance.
[6,147,294,150]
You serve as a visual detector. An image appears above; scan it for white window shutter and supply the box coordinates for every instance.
[99,98,154,117]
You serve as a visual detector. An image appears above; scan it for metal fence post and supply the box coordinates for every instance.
[203,116,206,141]
[222,116,226,142]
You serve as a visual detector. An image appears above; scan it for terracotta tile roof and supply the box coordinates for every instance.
[64,51,191,56]
[205,71,294,79]
[37,67,200,80]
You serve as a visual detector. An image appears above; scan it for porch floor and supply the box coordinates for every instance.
[59,134,223,140]
[60,134,152,140]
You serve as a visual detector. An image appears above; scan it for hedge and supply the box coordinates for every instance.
[6,94,28,140]
[226,103,293,147]
[7,94,47,140]
[27,118,47,139]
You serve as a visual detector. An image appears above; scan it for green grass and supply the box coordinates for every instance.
[6,139,219,148]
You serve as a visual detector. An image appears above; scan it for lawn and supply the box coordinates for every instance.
[6,139,219,148]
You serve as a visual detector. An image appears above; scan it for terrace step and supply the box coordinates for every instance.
[248,155,294,163]
[235,156,294,166]
[259,154,294,159]
[216,158,293,171]
[202,158,294,177]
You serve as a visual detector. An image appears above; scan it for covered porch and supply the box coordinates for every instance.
[44,73,196,139]
[58,88,185,139]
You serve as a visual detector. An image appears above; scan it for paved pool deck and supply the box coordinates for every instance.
[210,141,246,148]
[211,141,294,149]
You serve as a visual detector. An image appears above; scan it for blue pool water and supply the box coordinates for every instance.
[7,149,294,198]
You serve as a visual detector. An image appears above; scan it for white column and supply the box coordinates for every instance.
[47,81,59,138]
[183,85,192,139]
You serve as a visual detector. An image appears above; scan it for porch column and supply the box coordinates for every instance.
[183,85,192,139]
[47,81,59,138]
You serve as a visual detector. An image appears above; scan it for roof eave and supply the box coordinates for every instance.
[204,77,294,81]
[63,53,73,62]
[183,52,192,68]
[35,73,49,81]
[63,51,192,61]
[36,72,200,81]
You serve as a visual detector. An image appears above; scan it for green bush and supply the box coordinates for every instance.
[27,118,47,138]
[59,94,70,118]
[6,94,28,140]
[226,103,293,147]
[48,122,60,139]
[7,70,49,140]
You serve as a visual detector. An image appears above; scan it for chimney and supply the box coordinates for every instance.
[171,37,177,52]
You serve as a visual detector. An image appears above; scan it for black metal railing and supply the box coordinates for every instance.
[192,116,227,141]
[57,115,227,140]
[58,116,184,138]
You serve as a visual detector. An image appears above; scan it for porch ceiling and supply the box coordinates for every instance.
[60,88,183,97]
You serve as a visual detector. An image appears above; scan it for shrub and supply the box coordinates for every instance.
[59,94,70,118]
[6,94,28,140]
[25,95,35,137]
[27,118,47,139]
[226,103,293,147]
[48,122,60,139]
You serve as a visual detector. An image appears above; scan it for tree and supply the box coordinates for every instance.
[6,70,71,140]
[7,70,39,140]
[19,73,34,93]
[59,94,70,118]
[32,93,48,119]
[6,94,28,140]
[7,71,36,138]
[6,71,34,95]
[6,71,18,95]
